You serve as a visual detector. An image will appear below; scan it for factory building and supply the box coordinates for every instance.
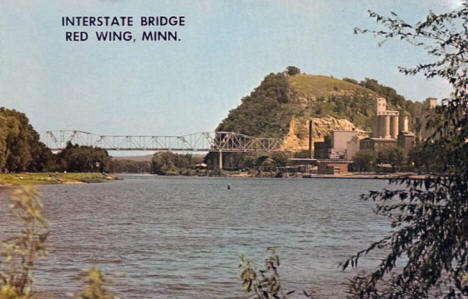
[317,160,350,174]
[360,137,397,153]
[329,131,358,159]
[313,131,358,160]
[363,97,415,152]
[372,97,409,139]
[309,97,417,167]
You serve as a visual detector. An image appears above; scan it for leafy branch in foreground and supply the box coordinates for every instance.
[73,266,119,299]
[0,186,49,298]
[344,3,468,299]
[239,248,314,299]
[0,187,120,299]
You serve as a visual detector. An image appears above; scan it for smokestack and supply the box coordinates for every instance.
[308,119,314,158]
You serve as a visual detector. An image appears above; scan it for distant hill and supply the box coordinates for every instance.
[216,67,428,145]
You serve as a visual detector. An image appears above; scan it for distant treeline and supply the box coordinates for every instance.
[151,151,205,175]
[111,159,152,173]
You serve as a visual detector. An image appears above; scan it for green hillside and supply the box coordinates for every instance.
[216,67,427,139]
[289,74,375,98]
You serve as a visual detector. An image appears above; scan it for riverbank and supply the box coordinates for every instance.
[220,170,426,179]
[0,173,119,186]
[131,169,427,179]
[301,173,426,179]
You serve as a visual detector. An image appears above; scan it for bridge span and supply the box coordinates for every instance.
[41,130,283,169]
[40,130,283,168]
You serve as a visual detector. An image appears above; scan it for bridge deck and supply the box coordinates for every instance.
[41,130,283,153]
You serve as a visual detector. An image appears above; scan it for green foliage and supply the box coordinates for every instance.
[204,152,291,171]
[0,186,49,298]
[270,152,289,167]
[0,173,113,185]
[0,107,118,174]
[151,151,194,175]
[0,108,54,173]
[309,93,376,129]
[293,150,312,158]
[408,143,445,173]
[351,151,377,172]
[289,74,374,99]
[74,267,119,299]
[239,249,315,298]
[343,4,468,298]
[239,249,291,299]
[359,78,406,108]
[285,66,301,76]
[342,78,359,85]
[376,146,407,172]
[217,72,293,138]
[57,142,111,173]
[111,160,152,173]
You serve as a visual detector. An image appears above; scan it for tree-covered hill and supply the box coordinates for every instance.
[216,67,429,139]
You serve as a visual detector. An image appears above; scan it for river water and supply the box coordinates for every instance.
[0,175,392,298]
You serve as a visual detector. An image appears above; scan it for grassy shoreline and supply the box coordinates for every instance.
[0,172,118,186]
[0,171,426,186]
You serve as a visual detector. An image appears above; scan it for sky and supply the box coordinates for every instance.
[0,0,463,138]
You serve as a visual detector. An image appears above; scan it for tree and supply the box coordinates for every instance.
[377,146,407,172]
[151,151,193,175]
[0,108,56,173]
[352,150,377,172]
[285,66,301,76]
[343,4,468,298]
[57,142,111,172]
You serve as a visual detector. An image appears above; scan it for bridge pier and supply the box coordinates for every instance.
[218,151,223,170]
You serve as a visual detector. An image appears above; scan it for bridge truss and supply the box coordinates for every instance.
[40,130,283,153]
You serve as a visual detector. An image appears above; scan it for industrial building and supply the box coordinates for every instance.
[313,130,358,160]
[361,97,415,153]
[294,97,419,175]
[372,97,409,139]
[317,160,350,174]
[360,137,397,153]
[313,98,416,162]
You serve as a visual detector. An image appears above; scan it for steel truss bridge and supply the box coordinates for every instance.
[40,130,283,153]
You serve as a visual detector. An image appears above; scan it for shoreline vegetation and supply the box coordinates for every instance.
[0,172,118,186]
[226,171,427,179]
[0,171,428,187]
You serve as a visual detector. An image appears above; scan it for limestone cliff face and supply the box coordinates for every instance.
[281,116,359,151]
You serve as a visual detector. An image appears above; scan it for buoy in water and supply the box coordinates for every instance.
[227,184,231,190]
